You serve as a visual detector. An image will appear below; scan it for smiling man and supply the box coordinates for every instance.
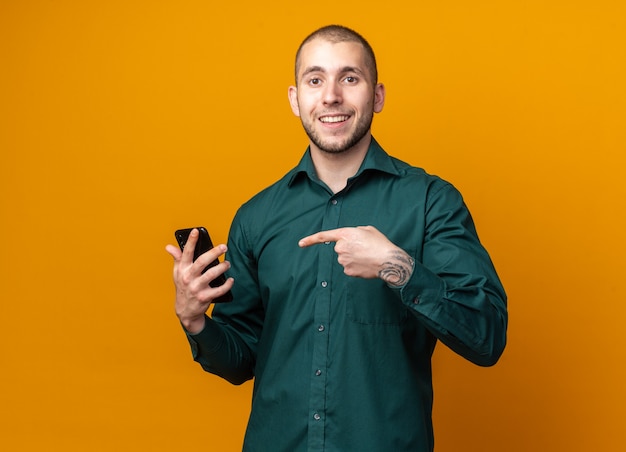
[167,25,508,452]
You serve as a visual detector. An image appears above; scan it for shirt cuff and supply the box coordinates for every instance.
[184,315,225,359]
[398,261,446,315]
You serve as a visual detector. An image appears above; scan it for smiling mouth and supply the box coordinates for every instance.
[319,115,350,124]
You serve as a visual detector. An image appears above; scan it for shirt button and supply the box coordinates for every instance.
[318,324,325,332]
[413,297,420,304]
[313,413,321,421]
[315,369,322,376]
[324,241,330,245]
[321,281,328,288]
[331,199,338,205]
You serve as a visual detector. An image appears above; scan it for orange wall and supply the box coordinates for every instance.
[1,1,625,451]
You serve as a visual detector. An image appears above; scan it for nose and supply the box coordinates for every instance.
[322,81,342,106]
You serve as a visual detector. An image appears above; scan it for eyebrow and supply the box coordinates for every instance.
[300,65,366,79]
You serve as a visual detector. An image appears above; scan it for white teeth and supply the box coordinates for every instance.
[320,115,349,123]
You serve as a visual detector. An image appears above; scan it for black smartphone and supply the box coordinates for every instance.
[174,227,233,303]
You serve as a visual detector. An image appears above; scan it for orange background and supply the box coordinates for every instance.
[1,1,625,451]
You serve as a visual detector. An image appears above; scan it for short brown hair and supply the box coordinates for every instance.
[294,25,378,85]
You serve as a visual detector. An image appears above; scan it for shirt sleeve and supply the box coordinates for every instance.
[398,182,508,366]
[183,210,265,385]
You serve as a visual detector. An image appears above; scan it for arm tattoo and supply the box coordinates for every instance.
[379,251,415,287]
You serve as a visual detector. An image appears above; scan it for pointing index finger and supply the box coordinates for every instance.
[298,228,345,248]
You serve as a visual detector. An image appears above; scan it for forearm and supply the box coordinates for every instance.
[185,315,256,385]
[399,262,507,366]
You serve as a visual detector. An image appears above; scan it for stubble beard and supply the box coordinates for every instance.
[301,110,374,155]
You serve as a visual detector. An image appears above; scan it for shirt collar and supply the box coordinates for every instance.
[287,136,401,187]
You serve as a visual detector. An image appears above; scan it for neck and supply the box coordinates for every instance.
[310,135,371,193]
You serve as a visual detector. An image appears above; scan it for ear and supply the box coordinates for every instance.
[373,83,385,113]
[288,85,300,117]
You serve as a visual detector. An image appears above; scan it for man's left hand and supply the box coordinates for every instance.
[298,226,414,286]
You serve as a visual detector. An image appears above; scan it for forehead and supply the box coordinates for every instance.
[297,38,368,78]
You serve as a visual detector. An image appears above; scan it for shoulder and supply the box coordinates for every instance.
[229,165,301,240]
[386,153,455,196]
[367,139,453,194]
[238,170,295,214]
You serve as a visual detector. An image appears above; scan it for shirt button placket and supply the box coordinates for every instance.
[309,277,330,449]
[307,194,340,450]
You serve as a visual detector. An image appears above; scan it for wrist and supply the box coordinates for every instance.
[379,248,414,288]
[180,315,207,335]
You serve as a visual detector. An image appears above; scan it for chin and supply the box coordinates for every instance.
[316,140,352,154]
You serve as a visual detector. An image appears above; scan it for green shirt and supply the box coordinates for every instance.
[186,138,507,451]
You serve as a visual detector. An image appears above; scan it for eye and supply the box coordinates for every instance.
[344,76,358,84]
[309,78,322,86]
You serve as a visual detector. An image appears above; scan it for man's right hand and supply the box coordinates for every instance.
[165,228,234,334]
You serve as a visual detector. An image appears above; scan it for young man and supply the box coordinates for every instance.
[166,25,507,452]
